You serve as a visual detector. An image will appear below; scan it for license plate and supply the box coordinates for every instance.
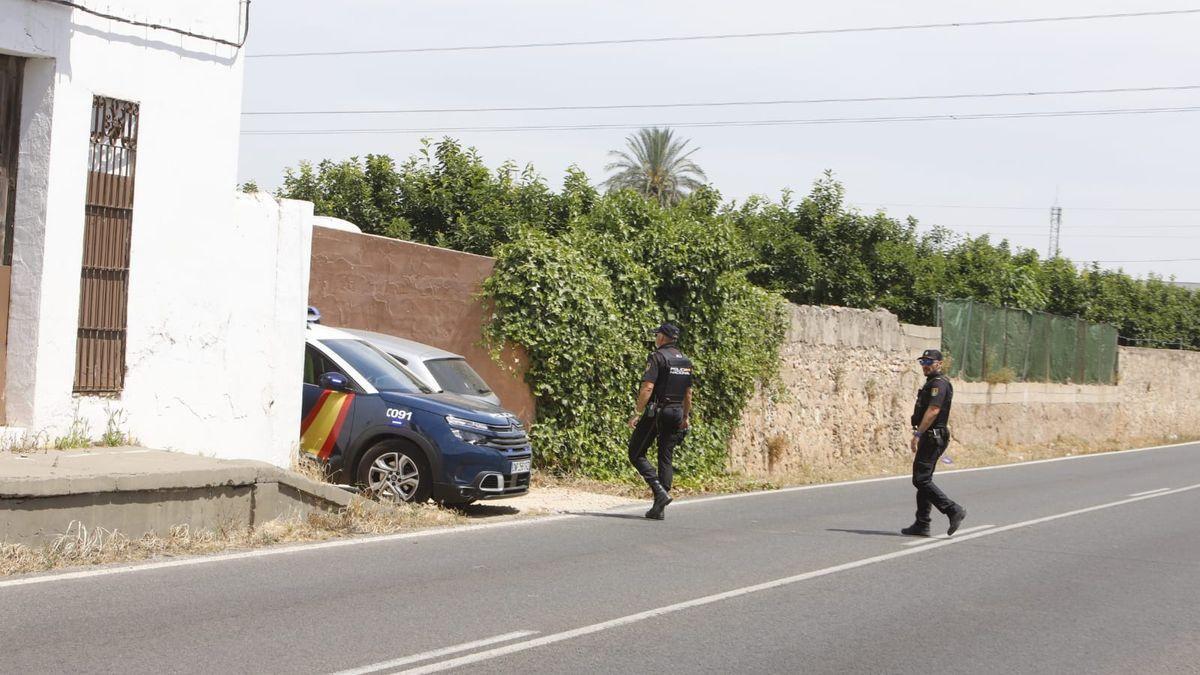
[510,459,531,474]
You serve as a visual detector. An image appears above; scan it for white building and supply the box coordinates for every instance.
[0,0,312,467]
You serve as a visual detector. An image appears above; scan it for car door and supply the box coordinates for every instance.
[301,344,357,463]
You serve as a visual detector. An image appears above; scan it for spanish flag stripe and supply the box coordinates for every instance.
[300,391,352,457]
[300,389,332,436]
[318,394,355,461]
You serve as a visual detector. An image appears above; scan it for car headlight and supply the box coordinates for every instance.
[446,415,489,431]
[450,428,489,445]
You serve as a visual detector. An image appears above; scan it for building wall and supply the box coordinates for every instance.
[729,304,1200,475]
[1,1,310,466]
[308,227,536,422]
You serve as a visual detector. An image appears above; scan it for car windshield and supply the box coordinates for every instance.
[425,357,493,396]
[321,339,433,394]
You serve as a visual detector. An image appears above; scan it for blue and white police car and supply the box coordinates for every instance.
[302,321,532,503]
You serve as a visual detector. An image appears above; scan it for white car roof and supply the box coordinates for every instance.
[305,322,361,342]
[341,328,463,361]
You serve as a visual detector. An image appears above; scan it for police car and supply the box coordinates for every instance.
[302,321,532,503]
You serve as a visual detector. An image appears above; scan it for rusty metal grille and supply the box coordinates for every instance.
[74,96,139,394]
[0,55,22,266]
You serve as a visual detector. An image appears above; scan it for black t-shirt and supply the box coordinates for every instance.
[911,372,953,428]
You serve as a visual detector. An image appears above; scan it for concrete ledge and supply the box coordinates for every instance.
[0,447,355,546]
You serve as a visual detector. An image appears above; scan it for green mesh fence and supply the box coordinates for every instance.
[938,299,1117,384]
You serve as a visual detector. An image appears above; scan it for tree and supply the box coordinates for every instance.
[603,127,707,206]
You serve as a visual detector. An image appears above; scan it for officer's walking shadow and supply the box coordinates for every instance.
[567,511,649,521]
[826,528,910,538]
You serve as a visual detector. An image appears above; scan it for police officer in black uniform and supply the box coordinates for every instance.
[628,323,694,520]
[902,349,967,537]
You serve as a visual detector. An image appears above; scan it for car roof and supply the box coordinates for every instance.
[340,328,463,361]
[305,322,361,342]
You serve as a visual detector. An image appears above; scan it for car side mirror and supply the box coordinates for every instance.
[318,372,350,391]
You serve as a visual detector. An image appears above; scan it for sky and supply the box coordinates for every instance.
[237,0,1200,282]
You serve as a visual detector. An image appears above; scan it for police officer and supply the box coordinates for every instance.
[628,323,694,520]
[902,349,967,537]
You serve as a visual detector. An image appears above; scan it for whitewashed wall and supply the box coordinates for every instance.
[0,1,311,466]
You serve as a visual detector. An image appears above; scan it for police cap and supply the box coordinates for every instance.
[653,323,681,340]
[918,348,943,362]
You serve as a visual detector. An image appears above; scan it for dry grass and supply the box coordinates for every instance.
[757,434,1199,488]
[0,496,466,578]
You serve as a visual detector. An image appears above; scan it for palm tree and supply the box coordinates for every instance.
[603,127,707,206]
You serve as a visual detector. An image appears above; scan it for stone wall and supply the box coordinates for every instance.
[729,304,1200,476]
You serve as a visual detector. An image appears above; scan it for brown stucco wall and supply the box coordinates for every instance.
[308,228,535,421]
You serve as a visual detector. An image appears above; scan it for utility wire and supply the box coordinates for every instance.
[854,202,1200,212]
[241,84,1200,116]
[38,0,251,48]
[246,8,1200,58]
[240,105,1200,136]
[1079,257,1200,263]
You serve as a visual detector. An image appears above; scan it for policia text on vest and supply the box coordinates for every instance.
[902,349,967,538]
[628,323,694,521]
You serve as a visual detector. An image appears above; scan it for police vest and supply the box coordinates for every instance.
[652,346,694,406]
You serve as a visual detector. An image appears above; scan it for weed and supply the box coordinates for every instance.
[864,378,879,403]
[2,429,49,454]
[291,452,331,484]
[52,413,92,450]
[100,406,134,447]
[831,364,846,394]
[766,434,790,472]
[984,367,1016,385]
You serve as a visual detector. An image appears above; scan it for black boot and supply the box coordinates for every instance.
[947,506,967,536]
[645,480,672,520]
[901,522,931,537]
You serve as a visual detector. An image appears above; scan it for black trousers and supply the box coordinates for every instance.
[628,405,686,491]
[913,429,958,524]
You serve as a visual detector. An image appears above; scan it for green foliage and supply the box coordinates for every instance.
[483,194,786,481]
[729,172,1199,348]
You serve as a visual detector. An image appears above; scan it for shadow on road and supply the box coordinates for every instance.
[457,503,521,518]
[826,528,910,538]
[567,511,648,521]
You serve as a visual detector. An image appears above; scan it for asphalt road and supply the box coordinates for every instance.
[4,441,1199,674]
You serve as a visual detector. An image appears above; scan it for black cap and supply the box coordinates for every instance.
[918,349,943,361]
[653,323,681,340]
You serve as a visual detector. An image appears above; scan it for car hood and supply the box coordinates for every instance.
[379,391,515,426]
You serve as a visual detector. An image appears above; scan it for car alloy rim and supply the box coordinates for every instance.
[368,452,420,501]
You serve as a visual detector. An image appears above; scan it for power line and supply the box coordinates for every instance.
[241,84,1200,116]
[854,202,1200,213]
[245,8,1200,58]
[38,0,251,48]
[1079,257,1200,263]
[240,104,1200,136]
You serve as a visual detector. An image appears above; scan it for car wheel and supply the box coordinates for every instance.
[357,442,431,503]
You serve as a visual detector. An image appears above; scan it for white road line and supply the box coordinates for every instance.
[2,439,1196,588]
[331,631,537,675]
[396,483,1200,675]
[1128,487,1171,497]
[901,524,994,545]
